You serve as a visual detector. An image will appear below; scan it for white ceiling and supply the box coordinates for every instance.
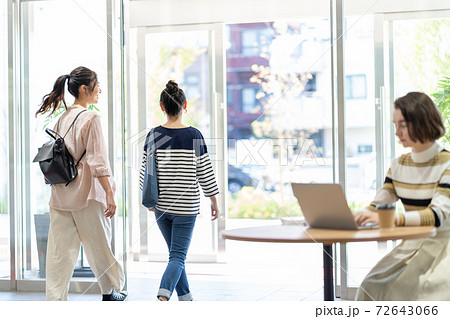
[130,0,450,27]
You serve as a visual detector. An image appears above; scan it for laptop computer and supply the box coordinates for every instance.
[291,183,378,230]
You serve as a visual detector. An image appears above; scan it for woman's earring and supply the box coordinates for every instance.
[184,109,187,114]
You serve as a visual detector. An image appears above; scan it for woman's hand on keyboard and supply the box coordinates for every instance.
[353,209,379,226]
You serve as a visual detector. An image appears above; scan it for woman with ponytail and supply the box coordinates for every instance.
[37,66,127,301]
[140,80,220,301]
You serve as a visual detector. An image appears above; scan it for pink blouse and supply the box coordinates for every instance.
[49,105,115,211]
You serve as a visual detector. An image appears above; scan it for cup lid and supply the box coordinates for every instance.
[376,203,396,210]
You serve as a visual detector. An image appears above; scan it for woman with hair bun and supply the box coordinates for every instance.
[353,92,450,300]
[140,80,220,301]
[37,66,127,301]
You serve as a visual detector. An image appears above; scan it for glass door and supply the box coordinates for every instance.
[126,23,225,269]
[338,4,450,300]
[0,0,9,287]
[382,10,450,159]
[13,0,123,293]
[224,17,333,232]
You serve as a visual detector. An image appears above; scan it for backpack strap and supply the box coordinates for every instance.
[45,128,63,140]
[61,109,88,168]
[64,149,87,187]
[63,109,88,139]
[75,150,86,167]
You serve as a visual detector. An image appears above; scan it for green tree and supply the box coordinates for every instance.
[145,44,207,127]
[395,19,450,146]
[249,22,320,207]
[396,19,450,94]
[431,76,450,145]
[42,104,98,129]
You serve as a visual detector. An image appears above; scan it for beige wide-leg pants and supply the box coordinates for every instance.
[46,200,125,301]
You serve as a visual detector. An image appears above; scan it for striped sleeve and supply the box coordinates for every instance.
[139,149,147,192]
[398,167,450,227]
[196,153,219,197]
[397,208,436,227]
[366,168,398,212]
[426,168,450,226]
[396,209,426,226]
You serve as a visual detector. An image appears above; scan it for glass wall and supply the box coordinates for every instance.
[0,0,9,280]
[21,0,110,280]
[387,15,450,156]
[145,30,215,259]
[344,15,376,210]
[226,15,333,224]
[342,2,450,296]
[127,26,218,262]
[340,9,380,293]
[3,0,448,296]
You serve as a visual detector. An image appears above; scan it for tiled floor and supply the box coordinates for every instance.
[1,219,382,301]
[0,239,343,301]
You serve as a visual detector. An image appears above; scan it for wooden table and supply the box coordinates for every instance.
[222,225,436,300]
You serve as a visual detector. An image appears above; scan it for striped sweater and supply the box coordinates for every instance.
[367,142,450,229]
[139,126,219,215]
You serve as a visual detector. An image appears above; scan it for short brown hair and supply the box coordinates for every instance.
[394,92,445,143]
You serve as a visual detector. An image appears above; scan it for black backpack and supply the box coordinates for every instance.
[33,109,87,186]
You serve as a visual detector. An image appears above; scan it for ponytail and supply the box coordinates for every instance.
[36,74,69,117]
[36,66,98,117]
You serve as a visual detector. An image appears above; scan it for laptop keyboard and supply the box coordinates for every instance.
[357,222,379,230]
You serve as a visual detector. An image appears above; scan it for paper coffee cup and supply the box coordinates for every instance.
[376,204,396,229]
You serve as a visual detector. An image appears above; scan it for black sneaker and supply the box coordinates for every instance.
[102,290,128,301]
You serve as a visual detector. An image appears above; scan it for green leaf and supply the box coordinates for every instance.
[433,76,450,144]
[41,104,100,130]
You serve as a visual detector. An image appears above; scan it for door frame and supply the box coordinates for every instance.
[3,0,119,293]
[125,22,226,267]
[337,8,450,300]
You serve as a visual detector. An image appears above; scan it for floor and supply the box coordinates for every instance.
[0,220,383,302]
[0,239,365,301]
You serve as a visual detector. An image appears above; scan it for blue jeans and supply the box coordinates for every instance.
[154,210,197,301]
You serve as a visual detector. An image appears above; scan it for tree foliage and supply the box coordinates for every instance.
[431,77,450,145]
[146,45,207,127]
[395,19,450,146]
[42,104,98,129]
[248,22,322,206]
[396,19,450,94]
[249,22,315,140]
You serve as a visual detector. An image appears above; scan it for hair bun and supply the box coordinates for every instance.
[166,80,179,94]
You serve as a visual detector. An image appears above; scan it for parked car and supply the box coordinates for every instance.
[228,165,255,193]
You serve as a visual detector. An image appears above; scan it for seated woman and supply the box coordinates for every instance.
[353,92,450,301]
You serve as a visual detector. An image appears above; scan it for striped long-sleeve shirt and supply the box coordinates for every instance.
[366,142,450,230]
[139,126,219,215]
